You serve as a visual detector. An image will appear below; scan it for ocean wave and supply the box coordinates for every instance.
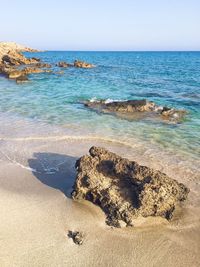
[89,97,125,103]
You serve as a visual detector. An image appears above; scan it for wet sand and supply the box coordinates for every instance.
[0,124,200,266]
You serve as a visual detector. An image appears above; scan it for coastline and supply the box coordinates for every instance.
[0,117,200,266]
[0,44,200,266]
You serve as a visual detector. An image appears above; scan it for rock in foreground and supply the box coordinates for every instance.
[72,147,189,227]
[84,99,187,123]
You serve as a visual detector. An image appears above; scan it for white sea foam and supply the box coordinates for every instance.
[89,97,98,102]
[104,98,124,104]
[0,150,38,173]
[89,98,125,104]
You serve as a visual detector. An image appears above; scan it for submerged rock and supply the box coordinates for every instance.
[68,230,84,245]
[72,147,189,227]
[16,75,29,83]
[1,66,51,78]
[35,62,51,68]
[161,106,187,122]
[84,99,187,123]
[23,67,52,74]
[74,60,94,68]
[86,99,155,112]
[8,70,24,79]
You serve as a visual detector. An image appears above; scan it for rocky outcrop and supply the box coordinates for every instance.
[0,43,95,84]
[86,99,155,112]
[56,61,72,68]
[7,70,24,79]
[84,99,187,123]
[0,42,40,62]
[23,67,52,74]
[0,65,51,79]
[74,60,94,68]
[2,51,39,66]
[0,42,47,82]
[0,63,53,84]
[72,147,189,227]
[35,62,51,68]
[0,42,40,54]
[56,60,94,68]
[0,65,20,78]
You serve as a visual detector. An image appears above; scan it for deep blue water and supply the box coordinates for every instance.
[0,51,200,159]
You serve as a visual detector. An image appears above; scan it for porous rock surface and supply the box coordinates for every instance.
[72,147,189,227]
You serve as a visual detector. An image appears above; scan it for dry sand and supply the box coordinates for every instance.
[0,123,200,266]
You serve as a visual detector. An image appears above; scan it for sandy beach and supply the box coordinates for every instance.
[0,37,200,266]
[0,116,200,267]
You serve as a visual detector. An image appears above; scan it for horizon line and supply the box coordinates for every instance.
[34,50,200,52]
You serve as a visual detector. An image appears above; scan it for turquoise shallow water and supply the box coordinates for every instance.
[0,51,200,160]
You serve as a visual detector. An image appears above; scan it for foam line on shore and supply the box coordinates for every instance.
[0,150,38,173]
[0,135,138,149]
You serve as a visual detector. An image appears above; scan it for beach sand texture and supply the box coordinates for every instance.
[0,127,200,267]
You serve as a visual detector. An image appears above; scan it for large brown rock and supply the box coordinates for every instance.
[85,99,155,112]
[72,147,189,227]
[84,99,187,123]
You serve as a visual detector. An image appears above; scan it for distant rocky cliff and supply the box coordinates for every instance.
[0,42,39,61]
[0,42,95,83]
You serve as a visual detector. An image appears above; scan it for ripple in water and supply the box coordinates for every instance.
[0,51,200,161]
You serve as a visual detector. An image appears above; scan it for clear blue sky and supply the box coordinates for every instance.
[1,0,199,50]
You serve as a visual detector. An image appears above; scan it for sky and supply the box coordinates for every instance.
[1,0,200,51]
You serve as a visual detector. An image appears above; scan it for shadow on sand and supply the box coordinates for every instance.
[28,152,78,198]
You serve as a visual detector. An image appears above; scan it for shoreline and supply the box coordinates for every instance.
[0,110,199,162]
[0,130,200,266]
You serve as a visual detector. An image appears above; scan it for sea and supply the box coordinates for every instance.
[0,51,199,163]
